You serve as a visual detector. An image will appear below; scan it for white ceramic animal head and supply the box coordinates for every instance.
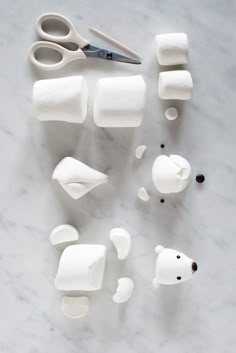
[152,155,191,194]
[153,245,198,287]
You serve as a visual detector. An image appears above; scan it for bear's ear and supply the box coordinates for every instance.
[155,245,164,255]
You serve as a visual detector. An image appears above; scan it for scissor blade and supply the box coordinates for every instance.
[83,44,141,64]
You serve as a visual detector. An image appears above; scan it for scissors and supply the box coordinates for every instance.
[29,13,141,70]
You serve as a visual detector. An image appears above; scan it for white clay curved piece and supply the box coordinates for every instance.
[110,228,131,260]
[153,245,198,287]
[50,224,79,246]
[158,70,193,100]
[152,155,191,194]
[137,187,150,201]
[93,75,146,127]
[155,33,188,66]
[135,145,147,159]
[52,157,108,200]
[55,244,107,291]
[33,76,88,123]
[61,296,89,319]
[113,277,134,303]
[165,107,178,121]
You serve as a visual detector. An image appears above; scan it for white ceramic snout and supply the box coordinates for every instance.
[55,244,107,291]
[94,75,146,127]
[153,245,198,287]
[155,33,188,66]
[33,75,88,123]
[152,155,191,194]
[52,157,108,200]
[158,70,193,100]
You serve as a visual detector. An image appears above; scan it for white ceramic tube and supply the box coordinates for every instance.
[158,70,193,100]
[155,33,188,66]
[93,75,146,127]
[33,75,88,123]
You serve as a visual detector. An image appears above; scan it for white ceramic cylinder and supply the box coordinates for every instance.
[155,33,188,66]
[158,70,193,100]
[33,75,88,123]
[93,75,146,127]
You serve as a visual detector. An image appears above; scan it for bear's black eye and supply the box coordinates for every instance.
[177,276,181,280]
[176,255,181,259]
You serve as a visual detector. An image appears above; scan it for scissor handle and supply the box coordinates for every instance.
[36,13,89,48]
[29,41,86,70]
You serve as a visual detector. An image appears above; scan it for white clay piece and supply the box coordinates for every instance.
[158,70,193,100]
[93,75,146,127]
[152,155,191,194]
[55,244,107,291]
[137,187,150,201]
[52,157,108,200]
[50,224,79,246]
[155,33,188,66]
[33,76,88,123]
[61,296,89,319]
[113,277,134,303]
[135,145,147,159]
[110,228,131,260]
[153,245,198,287]
[165,107,178,121]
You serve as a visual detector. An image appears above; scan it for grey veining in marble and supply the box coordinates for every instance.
[0,0,236,352]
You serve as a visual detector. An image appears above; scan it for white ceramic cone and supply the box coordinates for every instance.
[52,157,108,199]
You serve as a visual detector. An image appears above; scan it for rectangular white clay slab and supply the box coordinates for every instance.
[93,75,146,127]
[158,70,193,100]
[155,33,188,66]
[55,244,107,291]
[33,76,88,123]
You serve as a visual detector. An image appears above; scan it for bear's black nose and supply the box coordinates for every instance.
[192,262,198,272]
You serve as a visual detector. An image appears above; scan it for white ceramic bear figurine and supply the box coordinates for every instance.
[153,245,198,288]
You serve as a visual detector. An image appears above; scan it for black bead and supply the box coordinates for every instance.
[160,144,165,148]
[196,174,205,183]
[160,199,165,203]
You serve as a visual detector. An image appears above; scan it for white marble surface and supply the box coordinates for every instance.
[0,0,236,352]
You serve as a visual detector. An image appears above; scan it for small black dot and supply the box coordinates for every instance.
[160,144,165,148]
[177,255,181,259]
[160,199,165,203]
[196,174,205,183]
[177,276,181,280]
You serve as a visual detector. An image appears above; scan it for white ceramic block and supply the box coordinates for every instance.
[33,75,88,123]
[50,224,79,246]
[158,70,193,100]
[135,145,147,159]
[152,155,191,194]
[153,245,198,287]
[61,296,89,319]
[52,157,108,200]
[93,75,146,127]
[113,277,134,303]
[55,244,107,291]
[110,228,131,260]
[137,187,150,201]
[155,33,188,65]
